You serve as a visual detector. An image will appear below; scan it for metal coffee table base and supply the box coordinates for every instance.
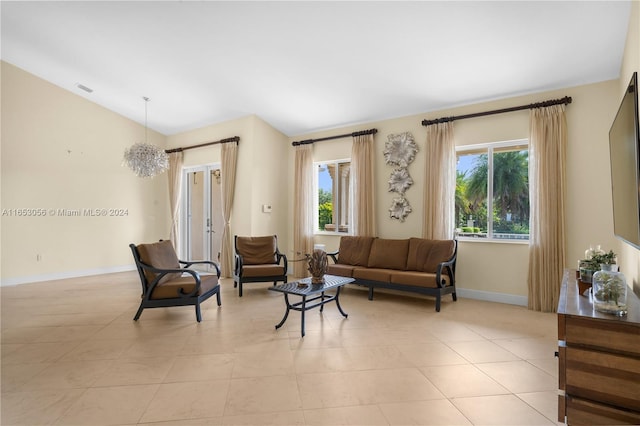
[269,275,354,337]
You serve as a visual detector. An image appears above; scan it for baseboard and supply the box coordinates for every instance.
[1,265,137,287]
[348,282,528,307]
[457,287,528,306]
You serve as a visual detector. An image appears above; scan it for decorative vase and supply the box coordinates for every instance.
[307,249,328,285]
[592,264,627,316]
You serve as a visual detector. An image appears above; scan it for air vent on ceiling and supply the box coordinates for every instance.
[75,83,93,93]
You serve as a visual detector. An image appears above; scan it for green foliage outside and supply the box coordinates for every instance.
[318,188,333,230]
[456,150,530,236]
[460,226,481,233]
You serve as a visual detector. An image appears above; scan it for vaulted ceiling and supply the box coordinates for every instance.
[1,1,631,136]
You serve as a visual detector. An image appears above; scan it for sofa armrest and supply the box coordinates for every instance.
[435,240,457,288]
[327,250,339,264]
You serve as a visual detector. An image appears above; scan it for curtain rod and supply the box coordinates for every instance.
[421,96,572,127]
[291,128,378,146]
[165,136,240,153]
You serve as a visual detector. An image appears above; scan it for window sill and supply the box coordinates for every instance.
[457,237,529,245]
[314,230,351,236]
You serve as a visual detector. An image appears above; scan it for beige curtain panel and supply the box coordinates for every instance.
[293,144,314,277]
[527,104,567,312]
[351,133,377,237]
[422,122,456,240]
[220,142,238,278]
[167,152,184,251]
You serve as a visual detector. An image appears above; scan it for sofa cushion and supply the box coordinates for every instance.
[327,263,356,278]
[367,238,409,270]
[353,267,393,282]
[390,271,440,288]
[406,238,455,273]
[236,236,277,265]
[137,240,182,285]
[336,236,375,266]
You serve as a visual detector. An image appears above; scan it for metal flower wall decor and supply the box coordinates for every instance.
[388,168,413,194]
[385,132,417,222]
[384,132,418,168]
[389,197,412,222]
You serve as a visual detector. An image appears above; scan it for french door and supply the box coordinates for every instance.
[181,164,224,271]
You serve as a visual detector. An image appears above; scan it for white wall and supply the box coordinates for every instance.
[1,61,169,284]
[249,117,290,238]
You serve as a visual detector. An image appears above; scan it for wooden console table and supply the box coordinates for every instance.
[557,269,640,424]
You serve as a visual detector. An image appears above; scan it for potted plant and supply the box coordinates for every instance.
[579,249,616,283]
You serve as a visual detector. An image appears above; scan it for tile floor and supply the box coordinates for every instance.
[1,272,561,425]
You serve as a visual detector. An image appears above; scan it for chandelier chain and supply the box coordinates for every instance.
[143,96,149,144]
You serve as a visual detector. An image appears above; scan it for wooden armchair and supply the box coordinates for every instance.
[130,240,221,322]
[233,235,288,297]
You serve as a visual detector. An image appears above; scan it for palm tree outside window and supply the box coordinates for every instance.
[455,140,529,240]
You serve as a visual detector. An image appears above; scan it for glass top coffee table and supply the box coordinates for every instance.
[269,274,354,337]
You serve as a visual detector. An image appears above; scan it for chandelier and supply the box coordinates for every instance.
[123,97,169,178]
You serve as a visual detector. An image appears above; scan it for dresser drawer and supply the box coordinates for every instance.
[566,395,640,425]
[565,316,640,357]
[565,347,640,411]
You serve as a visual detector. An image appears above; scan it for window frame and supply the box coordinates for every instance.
[455,139,530,243]
[313,158,352,235]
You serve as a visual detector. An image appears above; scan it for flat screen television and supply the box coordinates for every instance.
[609,71,640,250]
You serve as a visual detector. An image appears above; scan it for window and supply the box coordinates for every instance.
[455,140,529,241]
[315,159,351,233]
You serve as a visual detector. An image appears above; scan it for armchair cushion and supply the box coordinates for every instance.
[136,240,182,285]
[236,236,278,265]
[240,264,286,278]
[151,275,220,300]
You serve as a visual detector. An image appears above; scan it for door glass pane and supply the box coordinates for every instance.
[184,167,223,271]
[188,171,205,260]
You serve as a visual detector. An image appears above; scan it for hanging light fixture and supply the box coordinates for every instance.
[123,97,169,178]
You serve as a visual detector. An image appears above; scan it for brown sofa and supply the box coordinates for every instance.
[327,236,457,311]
